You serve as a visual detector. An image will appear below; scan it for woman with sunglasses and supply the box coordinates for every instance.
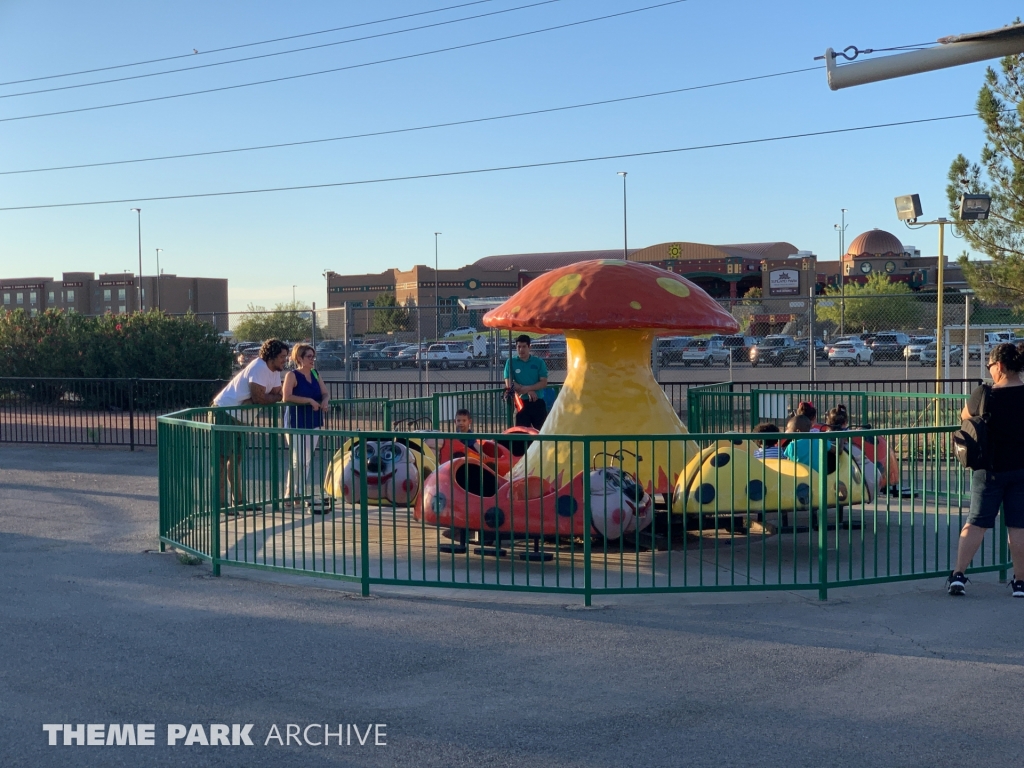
[948,342,1024,597]
[282,343,330,510]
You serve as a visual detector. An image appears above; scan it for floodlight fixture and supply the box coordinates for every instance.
[895,194,923,223]
[958,194,991,221]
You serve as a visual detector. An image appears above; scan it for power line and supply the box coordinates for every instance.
[0,0,500,88]
[0,110,981,212]
[0,66,818,176]
[0,0,563,101]
[0,0,688,124]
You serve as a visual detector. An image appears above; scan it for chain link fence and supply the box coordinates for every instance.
[152,292,1022,383]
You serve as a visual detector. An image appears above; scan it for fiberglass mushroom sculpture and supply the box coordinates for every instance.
[483,259,739,494]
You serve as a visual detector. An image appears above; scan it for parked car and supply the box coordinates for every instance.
[920,342,963,366]
[380,344,408,358]
[903,336,934,361]
[420,343,476,369]
[749,336,806,367]
[716,335,758,362]
[443,326,477,338]
[529,336,567,369]
[828,339,873,366]
[350,349,396,370]
[235,343,261,368]
[984,331,1018,356]
[655,336,693,367]
[870,332,910,361]
[813,338,828,360]
[681,338,731,367]
[395,344,427,367]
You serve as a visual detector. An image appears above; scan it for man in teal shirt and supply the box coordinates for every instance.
[504,335,549,429]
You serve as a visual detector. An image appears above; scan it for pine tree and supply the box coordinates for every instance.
[947,42,1024,309]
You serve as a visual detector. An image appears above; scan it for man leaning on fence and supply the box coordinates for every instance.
[211,338,290,511]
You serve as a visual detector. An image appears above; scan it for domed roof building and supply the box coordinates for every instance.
[845,229,906,259]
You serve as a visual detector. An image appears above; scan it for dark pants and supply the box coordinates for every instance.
[516,398,547,430]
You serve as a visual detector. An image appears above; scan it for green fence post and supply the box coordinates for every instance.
[383,400,391,431]
[431,393,440,430]
[999,513,1009,583]
[687,388,698,433]
[583,439,592,607]
[359,435,371,597]
[817,433,828,600]
[210,424,221,577]
[750,390,760,430]
[270,406,280,511]
[157,420,166,551]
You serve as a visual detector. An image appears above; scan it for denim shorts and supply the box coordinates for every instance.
[967,468,1024,529]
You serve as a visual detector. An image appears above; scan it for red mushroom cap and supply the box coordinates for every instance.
[483,259,740,335]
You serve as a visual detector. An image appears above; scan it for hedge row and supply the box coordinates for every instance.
[1,309,233,380]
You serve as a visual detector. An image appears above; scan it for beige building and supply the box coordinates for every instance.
[0,272,229,331]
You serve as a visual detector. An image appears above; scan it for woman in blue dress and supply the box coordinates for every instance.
[282,343,330,508]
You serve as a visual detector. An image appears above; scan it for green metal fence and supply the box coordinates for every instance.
[689,384,969,433]
[158,401,1010,604]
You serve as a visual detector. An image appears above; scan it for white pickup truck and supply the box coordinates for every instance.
[419,343,481,369]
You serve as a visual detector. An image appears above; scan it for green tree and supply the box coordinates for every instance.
[947,39,1024,309]
[369,293,411,333]
[233,301,322,342]
[814,274,923,332]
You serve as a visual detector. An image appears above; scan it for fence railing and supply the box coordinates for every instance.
[2,376,982,449]
[687,383,973,434]
[157,404,1010,603]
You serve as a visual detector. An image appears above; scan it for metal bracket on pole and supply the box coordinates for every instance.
[824,24,1024,91]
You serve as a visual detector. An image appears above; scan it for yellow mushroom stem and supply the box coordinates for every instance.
[511,328,696,494]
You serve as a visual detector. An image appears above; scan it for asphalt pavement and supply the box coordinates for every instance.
[1,444,1020,767]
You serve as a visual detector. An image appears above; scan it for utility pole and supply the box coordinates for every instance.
[130,208,143,311]
[617,172,628,260]
[834,209,847,336]
[155,248,162,311]
[434,232,442,339]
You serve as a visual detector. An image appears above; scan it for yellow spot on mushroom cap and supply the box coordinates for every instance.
[511,305,521,314]
[549,273,582,298]
[630,301,642,310]
[657,277,690,297]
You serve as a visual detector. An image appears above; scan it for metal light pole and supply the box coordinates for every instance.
[834,208,848,335]
[617,172,628,260]
[155,248,162,310]
[292,285,297,305]
[434,232,442,339]
[130,208,143,312]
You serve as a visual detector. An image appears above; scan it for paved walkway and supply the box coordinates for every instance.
[1,444,1021,767]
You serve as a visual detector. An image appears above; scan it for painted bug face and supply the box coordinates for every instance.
[359,440,408,476]
[593,467,642,503]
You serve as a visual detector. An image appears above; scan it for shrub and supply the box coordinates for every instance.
[0,310,232,406]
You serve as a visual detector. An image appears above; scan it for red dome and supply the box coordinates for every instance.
[846,229,904,258]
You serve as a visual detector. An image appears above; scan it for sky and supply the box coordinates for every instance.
[0,0,1019,312]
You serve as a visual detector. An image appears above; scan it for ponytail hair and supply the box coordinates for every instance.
[796,401,817,422]
[825,403,849,430]
[990,342,1024,374]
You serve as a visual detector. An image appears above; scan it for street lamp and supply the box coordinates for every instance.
[292,285,297,305]
[893,192,989,388]
[434,232,442,339]
[129,208,143,312]
[617,172,628,260]
[155,248,162,310]
[834,208,848,335]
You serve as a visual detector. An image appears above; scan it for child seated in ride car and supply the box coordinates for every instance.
[752,422,782,459]
[783,414,827,468]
